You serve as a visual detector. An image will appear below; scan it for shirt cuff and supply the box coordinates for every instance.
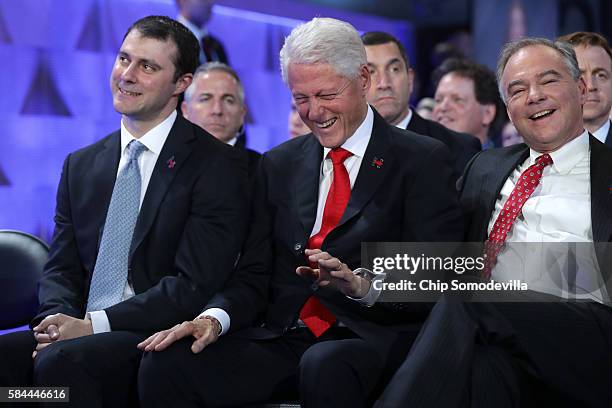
[86,310,111,334]
[347,272,386,307]
[198,308,230,335]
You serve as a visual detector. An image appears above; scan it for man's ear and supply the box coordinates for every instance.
[482,103,496,126]
[175,73,193,96]
[359,64,371,96]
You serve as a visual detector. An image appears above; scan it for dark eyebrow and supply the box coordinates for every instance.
[536,69,562,80]
[387,58,402,66]
[506,78,527,93]
[117,51,161,69]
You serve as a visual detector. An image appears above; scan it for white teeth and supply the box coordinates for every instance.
[316,118,336,128]
[120,88,140,96]
[531,109,553,119]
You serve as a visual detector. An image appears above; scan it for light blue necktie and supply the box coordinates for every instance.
[86,140,147,312]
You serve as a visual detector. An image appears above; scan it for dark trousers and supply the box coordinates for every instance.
[0,329,147,408]
[138,327,392,408]
[375,295,612,408]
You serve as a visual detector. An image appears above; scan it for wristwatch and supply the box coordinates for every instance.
[352,268,377,282]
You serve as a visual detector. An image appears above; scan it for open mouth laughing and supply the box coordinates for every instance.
[529,109,555,120]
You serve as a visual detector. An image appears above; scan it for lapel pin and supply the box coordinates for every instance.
[167,156,176,169]
[371,157,384,169]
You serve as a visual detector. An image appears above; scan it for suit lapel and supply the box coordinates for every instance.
[589,136,612,243]
[479,145,530,240]
[93,132,121,240]
[129,116,195,261]
[293,135,323,237]
[405,111,428,135]
[334,112,393,231]
[606,120,612,147]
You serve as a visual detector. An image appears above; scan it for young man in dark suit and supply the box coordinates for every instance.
[0,16,248,407]
[558,31,612,148]
[376,38,612,407]
[362,31,481,181]
[137,17,464,407]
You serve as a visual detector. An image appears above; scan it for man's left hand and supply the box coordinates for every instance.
[296,249,370,298]
[32,313,93,357]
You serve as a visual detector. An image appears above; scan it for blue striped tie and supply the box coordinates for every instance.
[86,140,147,312]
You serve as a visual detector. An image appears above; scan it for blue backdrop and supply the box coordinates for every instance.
[0,0,412,241]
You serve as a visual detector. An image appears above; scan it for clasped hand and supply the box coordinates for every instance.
[31,313,93,358]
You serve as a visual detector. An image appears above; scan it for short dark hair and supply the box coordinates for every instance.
[124,15,200,82]
[434,58,506,139]
[361,31,411,69]
[557,31,612,64]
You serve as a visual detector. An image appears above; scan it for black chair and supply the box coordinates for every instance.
[0,229,49,329]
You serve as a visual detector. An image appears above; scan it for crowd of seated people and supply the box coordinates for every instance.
[0,2,611,407]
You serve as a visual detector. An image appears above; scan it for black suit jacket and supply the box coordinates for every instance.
[201,33,228,64]
[34,115,249,332]
[459,135,612,277]
[606,120,612,147]
[406,111,481,181]
[234,130,261,177]
[206,110,464,354]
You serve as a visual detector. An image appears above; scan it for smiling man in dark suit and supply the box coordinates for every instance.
[0,16,247,407]
[136,17,464,407]
[376,37,612,407]
[362,31,481,181]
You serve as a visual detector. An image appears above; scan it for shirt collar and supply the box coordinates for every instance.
[394,109,412,130]
[120,110,177,156]
[528,129,589,174]
[591,119,610,144]
[177,15,207,40]
[226,136,238,146]
[322,105,373,160]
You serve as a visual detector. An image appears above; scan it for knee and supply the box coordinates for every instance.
[33,342,68,384]
[138,343,208,407]
[299,342,338,380]
[138,350,179,394]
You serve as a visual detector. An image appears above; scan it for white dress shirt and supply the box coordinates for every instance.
[203,107,379,334]
[88,111,177,333]
[394,109,412,130]
[591,119,610,144]
[489,131,608,303]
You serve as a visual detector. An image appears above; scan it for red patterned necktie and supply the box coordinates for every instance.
[483,154,553,278]
[299,147,353,337]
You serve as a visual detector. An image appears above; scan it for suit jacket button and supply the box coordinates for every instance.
[294,243,302,251]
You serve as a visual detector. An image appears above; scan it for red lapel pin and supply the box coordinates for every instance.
[371,157,384,169]
[167,156,176,169]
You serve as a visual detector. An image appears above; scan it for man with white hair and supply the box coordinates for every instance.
[136,17,463,407]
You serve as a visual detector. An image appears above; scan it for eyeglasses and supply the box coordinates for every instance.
[292,79,352,106]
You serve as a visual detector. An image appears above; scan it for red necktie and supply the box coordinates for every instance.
[299,147,353,337]
[483,154,553,278]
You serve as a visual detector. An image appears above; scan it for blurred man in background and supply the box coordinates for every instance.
[176,0,228,64]
[362,31,480,181]
[433,58,505,149]
[182,62,260,175]
[558,31,612,147]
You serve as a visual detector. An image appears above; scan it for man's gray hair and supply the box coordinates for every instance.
[279,17,366,83]
[184,61,245,105]
[496,37,581,103]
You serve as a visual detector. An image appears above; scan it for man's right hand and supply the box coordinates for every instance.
[137,316,221,354]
